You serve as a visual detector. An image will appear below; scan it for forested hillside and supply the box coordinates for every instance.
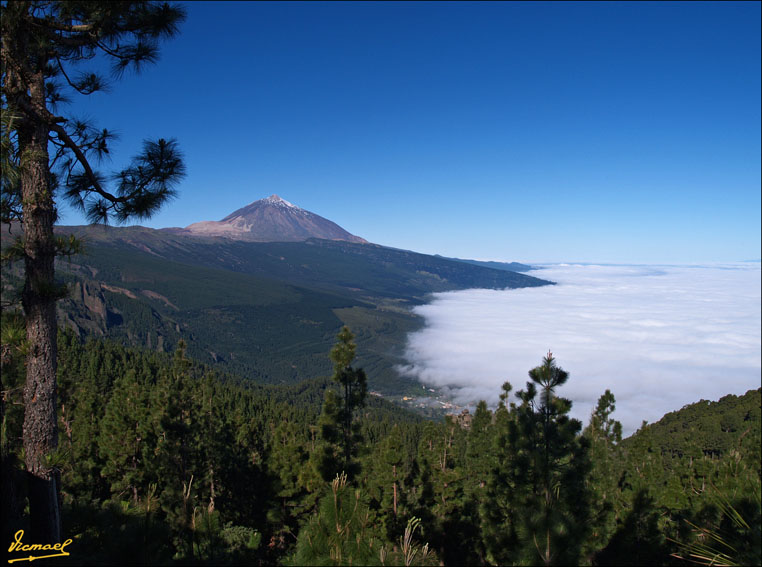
[1,223,549,393]
[2,322,759,565]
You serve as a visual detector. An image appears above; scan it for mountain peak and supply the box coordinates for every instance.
[182,195,366,243]
[262,194,298,209]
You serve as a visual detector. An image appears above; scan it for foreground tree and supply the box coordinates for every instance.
[288,472,378,566]
[482,352,592,566]
[331,326,368,469]
[1,1,185,541]
[290,473,438,567]
[312,326,368,482]
[582,389,624,560]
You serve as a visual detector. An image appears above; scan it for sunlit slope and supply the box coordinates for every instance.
[62,225,549,300]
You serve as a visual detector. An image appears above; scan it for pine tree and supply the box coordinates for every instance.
[1,1,185,540]
[0,312,28,545]
[461,400,494,564]
[594,490,673,566]
[57,332,110,502]
[98,368,157,504]
[408,419,471,563]
[465,400,494,492]
[268,418,313,543]
[288,472,379,566]
[482,353,592,566]
[582,389,625,560]
[330,326,367,472]
[366,425,408,542]
[312,388,345,483]
[153,341,201,558]
[312,327,367,482]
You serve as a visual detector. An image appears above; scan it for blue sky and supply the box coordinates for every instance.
[57,1,761,264]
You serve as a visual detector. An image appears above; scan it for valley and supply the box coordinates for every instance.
[2,220,550,395]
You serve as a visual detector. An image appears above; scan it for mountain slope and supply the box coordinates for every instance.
[3,221,551,391]
[177,194,367,243]
[438,255,535,273]
[59,225,550,302]
[623,388,761,459]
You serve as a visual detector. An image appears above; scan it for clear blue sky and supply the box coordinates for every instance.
[57,1,761,264]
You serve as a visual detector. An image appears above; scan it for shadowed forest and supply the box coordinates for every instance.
[2,319,760,565]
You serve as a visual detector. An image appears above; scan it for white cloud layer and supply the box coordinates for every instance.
[398,263,761,436]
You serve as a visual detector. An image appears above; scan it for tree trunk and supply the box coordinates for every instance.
[392,463,398,516]
[19,70,61,543]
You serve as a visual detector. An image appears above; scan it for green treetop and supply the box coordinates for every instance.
[330,326,367,477]
[482,352,592,566]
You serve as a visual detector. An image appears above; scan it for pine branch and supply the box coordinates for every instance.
[49,120,121,202]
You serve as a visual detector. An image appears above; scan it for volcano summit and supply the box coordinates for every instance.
[179,195,367,243]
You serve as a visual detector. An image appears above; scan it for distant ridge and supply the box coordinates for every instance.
[172,195,367,243]
[436,255,534,273]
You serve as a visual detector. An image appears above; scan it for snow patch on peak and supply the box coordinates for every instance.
[263,194,298,209]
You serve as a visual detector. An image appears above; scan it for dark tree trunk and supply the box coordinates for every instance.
[19,69,61,543]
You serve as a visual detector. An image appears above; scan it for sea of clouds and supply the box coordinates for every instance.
[397,263,761,436]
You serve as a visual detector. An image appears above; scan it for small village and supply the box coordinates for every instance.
[370,387,474,426]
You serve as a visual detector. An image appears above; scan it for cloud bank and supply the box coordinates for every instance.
[398,263,761,435]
